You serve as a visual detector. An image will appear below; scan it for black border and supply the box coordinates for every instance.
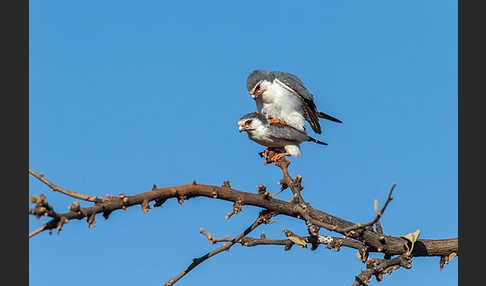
[459,0,484,285]
[3,0,28,285]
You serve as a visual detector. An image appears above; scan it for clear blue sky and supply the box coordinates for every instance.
[29,1,457,285]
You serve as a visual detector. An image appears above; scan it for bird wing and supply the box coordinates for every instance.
[267,124,309,143]
[270,71,322,134]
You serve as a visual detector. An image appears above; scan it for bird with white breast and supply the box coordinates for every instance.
[238,112,327,162]
[246,70,342,135]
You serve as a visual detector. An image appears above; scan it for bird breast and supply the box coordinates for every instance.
[259,82,306,131]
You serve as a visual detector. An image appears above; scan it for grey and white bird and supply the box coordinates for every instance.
[238,112,327,162]
[246,70,342,134]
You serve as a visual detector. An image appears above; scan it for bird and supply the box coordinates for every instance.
[246,69,342,135]
[238,112,327,162]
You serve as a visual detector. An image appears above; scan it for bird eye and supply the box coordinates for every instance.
[255,84,261,92]
[245,120,252,126]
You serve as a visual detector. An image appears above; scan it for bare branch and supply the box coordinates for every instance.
[29,168,103,203]
[351,255,412,286]
[29,224,48,238]
[164,211,278,286]
[338,184,396,234]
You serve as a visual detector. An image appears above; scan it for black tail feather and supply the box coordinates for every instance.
[308,136,328,146]
[318,112,342,123]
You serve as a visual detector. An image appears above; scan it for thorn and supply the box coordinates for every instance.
[222,181,231,188]
[102,210,112,220]
[257,185,267,194]
[379,235,386,243]
[69,201,80,212]
[87,213,96,228]
[141,199,152,213]
[153,198,167,208]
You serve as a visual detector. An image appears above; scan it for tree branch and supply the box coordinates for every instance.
[337,183,396,234]
[164,210,278,286]
[29,168,103,203]
[29,167,458,285]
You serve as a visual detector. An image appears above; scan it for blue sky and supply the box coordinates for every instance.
[29,1,457,285]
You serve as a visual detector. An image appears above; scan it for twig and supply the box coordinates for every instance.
[351,255,412,286]
[375,220,384,235]
[273,158,305,204]
[29,224,48,238]
[200,230,366,252]
[164,211,278,286]
[338,184,396,234]
[29,168,103,203]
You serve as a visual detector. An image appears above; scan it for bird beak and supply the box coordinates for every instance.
[249,89,259,100]
[238,125,246,133]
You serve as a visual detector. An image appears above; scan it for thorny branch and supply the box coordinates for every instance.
[29,160,458,286]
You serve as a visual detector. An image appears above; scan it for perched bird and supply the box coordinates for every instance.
[246,70,342,134]
[238,112,327,162]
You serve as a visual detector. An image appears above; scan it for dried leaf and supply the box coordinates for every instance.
[282,229,307,248]
[400,229,421,255]
[288,236,307,248]
[448,252,457,262]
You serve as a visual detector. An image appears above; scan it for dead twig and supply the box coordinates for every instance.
[164,211,278,286]
[29,168,103,203]
[338,184,396,235]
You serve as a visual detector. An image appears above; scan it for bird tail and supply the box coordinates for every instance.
[318,112,342,123]
[307,136,328,146]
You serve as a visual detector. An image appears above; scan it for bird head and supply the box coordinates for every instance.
[238,112,268,133]
[246,70,272,99]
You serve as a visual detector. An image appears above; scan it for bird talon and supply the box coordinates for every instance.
[268,118,288,126]
[270,152,290,163]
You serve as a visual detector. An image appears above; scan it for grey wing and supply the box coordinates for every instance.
[270,71,322,134]
[267,125,310,143]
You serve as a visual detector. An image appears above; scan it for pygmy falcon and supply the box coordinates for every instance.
[246,70,342,134]
[238,112,327,162]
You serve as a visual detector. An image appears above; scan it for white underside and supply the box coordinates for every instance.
[247,125,302,157]
[255,81,306,132]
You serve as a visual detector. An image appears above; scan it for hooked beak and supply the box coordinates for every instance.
[249,89,261,100]
[238,125,248,133]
